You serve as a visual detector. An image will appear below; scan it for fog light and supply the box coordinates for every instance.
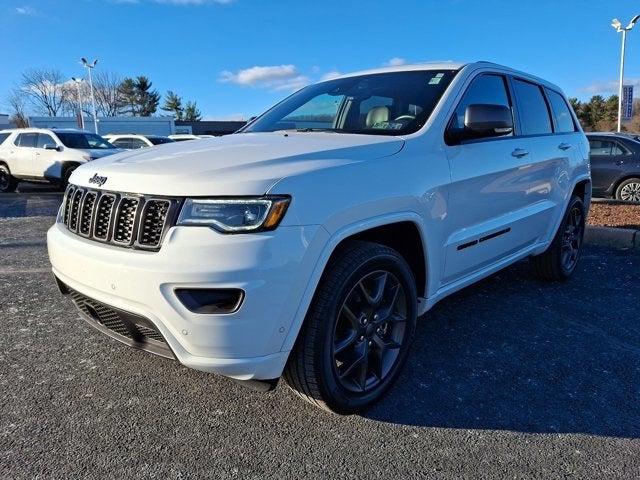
[175,288,244,314]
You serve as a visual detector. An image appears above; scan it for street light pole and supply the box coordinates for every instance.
[81,57,99,134]
[612,16,640,132]
[70,77,85,130]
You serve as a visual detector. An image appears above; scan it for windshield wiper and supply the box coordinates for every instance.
[295,128,337,133]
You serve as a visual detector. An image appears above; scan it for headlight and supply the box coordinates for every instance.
[177,196,290,233]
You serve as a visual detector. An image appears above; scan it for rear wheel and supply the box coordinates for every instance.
[0,164,18,193]
[530,195,585,281]
[615,177,640,203]
[284,241,417,414]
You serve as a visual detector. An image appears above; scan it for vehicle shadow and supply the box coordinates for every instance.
[366,246,640,438]
[0,188,62,218]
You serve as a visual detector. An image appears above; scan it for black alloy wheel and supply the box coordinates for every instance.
[332,270,408,393]
[560,203,584,272]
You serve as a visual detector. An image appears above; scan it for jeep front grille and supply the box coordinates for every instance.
[61,185,180,251]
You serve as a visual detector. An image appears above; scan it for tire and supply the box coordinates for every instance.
[59,164,78,190]
[284,240,417,414]
[615,177,640,203]
[530,195,585,281]
[0,163,18,193]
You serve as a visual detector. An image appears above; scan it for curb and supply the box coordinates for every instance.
[584,226,640,250]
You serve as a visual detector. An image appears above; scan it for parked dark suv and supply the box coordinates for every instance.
[587,132,640,202]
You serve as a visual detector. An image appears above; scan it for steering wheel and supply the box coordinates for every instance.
[394,115,416,123]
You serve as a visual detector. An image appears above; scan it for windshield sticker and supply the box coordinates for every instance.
[429,73,445,85]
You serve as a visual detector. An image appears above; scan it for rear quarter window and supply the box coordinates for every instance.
[0,133,10,145]
[546,89,576,133]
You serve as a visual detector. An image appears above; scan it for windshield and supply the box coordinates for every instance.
[242,70,457,136]
[148,136,175,145]
[55,132,115,149]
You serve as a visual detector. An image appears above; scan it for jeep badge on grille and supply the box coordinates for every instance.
[89,173,108,187]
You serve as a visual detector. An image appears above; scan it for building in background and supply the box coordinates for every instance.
[175,120,246,136]
[0,114,9,130]
[28,116,176,136]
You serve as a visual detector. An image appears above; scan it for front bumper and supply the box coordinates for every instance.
[47,221,327,380]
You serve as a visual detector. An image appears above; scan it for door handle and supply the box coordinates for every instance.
[558,143,572,150]
[511,148,529,158]
[616,160,625,165]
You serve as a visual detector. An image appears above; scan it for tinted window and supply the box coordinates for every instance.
[16,133,37,148]
[0,133,10,145]
[588,139,628,156]
[244,70,457,136]
[36,134,56,149]
[147,136,174,145]
[55,132,114,149]
[449,74,512,136]
[513,79,552,135]
[546,89,575,133]
[129,138,148,149]
[111,139,131,149]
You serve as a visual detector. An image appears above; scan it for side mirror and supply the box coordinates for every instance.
[44,144,62,151]
[462,104,513,141]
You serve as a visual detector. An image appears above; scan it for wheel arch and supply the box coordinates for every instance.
[280,213,430,354]
[571,177,592,206]
[612,174,640,196]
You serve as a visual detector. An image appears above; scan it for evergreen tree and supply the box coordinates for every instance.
[117,78,138,115]
[135,76,160,117]
[183,101,202,121]
[161,90,183,120]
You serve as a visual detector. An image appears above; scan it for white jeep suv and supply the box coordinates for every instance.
[47,62,590,413]
[0,128,121,192]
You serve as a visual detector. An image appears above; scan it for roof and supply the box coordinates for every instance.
[322,62,468,82]
[317,60,563,93]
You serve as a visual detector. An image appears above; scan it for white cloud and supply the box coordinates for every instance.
[579,79,640,96]
[383,57,406,67]
[15,6,37,15]
[220,65,309,91]
[320,71,342,81]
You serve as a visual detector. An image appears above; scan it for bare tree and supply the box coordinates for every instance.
[20,68,68,116]
[6,89,29,127]
[93,71,124,116]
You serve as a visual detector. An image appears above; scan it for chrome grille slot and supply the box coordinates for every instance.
[138,200,171,247]
[68,188,84,231]
[63,186,75,225]
[113,197,140,244]
[94,194,116,240]
[61,185,178,251]
[79,191,97,236]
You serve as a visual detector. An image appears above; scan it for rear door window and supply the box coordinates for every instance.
[129,138,148,149]
[0,133,10,145]
[546,89,576,133]
[16,133,38,148]
[512,79,552,135]
[111,138,132,149]
[588,139,627,156]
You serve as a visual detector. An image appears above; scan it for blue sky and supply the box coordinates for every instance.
[1,0,640,120]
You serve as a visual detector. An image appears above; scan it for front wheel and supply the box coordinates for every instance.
[59,164,78,190]
[284,241,417,414]
[0,164,18,193]
[530,195,585,281]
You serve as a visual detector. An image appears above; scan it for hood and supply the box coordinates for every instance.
[81,148,125,159]
[69,132,404,196]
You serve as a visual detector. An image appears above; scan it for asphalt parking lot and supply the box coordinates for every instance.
[1,193,639,479]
